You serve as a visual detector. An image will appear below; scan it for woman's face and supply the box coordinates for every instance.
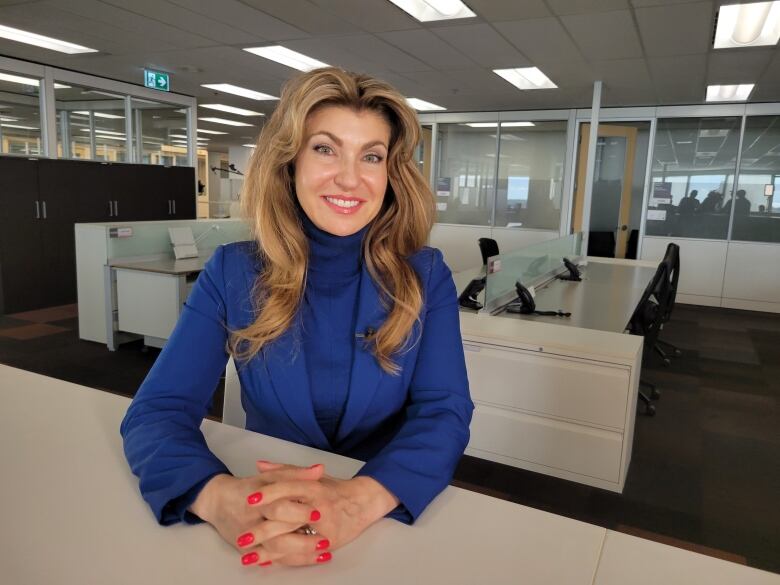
[294,105,391,236]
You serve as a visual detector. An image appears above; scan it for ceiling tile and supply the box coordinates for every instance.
[240,0,361,35]
[591,58,654,90]
[166,0,309,41]
[535,60,596,88]
[494,17,585,64]
[431,24,531,68]
[378,29,478,69]
[707,50,774,84]
[654,83,706,104]
[404,67,512,96]
[310,0,420,32]
[630,0,708,6]
[635,1,713,57]
[647,54,706,86]
[319,34,432,72]
[547,0,629,15]
[560,10,643,60]
[464,0,552,21]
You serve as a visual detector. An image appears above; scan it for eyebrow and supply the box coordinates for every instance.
[309,131,387,150]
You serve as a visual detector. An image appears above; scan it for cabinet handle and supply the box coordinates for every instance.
[42,200,47,219]
[172,200,176,215]
[114,201,119,216]
[168,199,172,215]
[35,200,40,219]
[108,201,113,217]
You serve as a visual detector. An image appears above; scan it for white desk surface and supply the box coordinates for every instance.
[2,365,777,584]
[110,255,209,275]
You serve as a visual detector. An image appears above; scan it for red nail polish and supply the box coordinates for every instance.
[259,561,272,567]
[310,510,321,522]
[236,532,254,547]
[316,539,330,551]
[247,492,263,505]
[241,552,259,565]
[316,552,332,563]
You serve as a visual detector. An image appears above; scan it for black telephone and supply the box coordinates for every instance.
[506,281,571,317]
[458,276,486,311]
[558,257,582,282]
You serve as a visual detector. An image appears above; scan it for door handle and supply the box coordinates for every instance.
[42,200,47,219]
[168,199,172,215]
[114,201,119,217]
[172,200,176,215]
[108,201,113,217]
[35,200,40,219]
[620,225,628,231]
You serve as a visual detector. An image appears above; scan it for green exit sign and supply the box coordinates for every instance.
[144,69,170,92]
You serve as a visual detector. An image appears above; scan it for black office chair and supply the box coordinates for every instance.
[478,238,499,266]
[587,231,616,258]
[653,243,682,365]
[628,260,671,416]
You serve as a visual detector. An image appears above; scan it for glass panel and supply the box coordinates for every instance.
[495,120,566,230]
[434,122,497,226]
[54,84,127,161]
[131,99,192,166]
[0,70,42,156]
[484,232,583,310]
[590,135,627,234]
[415,124,432,183]
[645,117,740,240]
[731,115,780,243]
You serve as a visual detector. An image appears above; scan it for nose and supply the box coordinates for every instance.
[334,156,360,191]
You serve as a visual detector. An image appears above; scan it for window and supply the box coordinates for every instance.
[131,99,193,166]
[0,70,42,156]
[55,84,127,161]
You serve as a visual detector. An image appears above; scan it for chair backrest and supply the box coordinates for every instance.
[655,243,680,323]
[478,238,499,266]
[222,357,246,428]
[629,260,670,349]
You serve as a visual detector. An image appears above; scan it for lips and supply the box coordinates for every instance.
[321,195,366,215]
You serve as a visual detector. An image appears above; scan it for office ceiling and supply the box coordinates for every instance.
[1,0,779,151]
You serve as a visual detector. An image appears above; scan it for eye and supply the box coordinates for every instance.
[314,144,333,155]
[364,153,384,164]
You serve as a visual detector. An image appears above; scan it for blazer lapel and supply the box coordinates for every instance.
[335,265,388,444]
[263,320,331,450]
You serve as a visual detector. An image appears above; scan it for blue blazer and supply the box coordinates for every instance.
[121,241,473,525]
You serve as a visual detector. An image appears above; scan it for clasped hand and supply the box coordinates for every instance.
[189,461,398,568]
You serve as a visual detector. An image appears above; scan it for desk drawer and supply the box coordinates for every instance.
[469,404,623,484]
[464,344,629,429]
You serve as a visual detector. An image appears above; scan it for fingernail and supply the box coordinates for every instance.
[247,492,263,505]
[236,532,254,547]
[316,539,330,551]
[259,561,272,567]
[241,552,259,565]
[309,463,322,469]
[316,552,332,563]
[256,460,271,465]
[310,510,321,522]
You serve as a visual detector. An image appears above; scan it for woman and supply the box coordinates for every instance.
[121,68,473,568]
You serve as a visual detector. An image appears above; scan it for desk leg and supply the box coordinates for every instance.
[104,265,117,352]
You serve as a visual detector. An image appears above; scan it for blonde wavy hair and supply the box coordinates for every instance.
[230,67,435,374]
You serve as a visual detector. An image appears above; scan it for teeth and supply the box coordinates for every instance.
[325,196,360,208]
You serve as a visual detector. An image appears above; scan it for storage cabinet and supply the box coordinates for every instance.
[0,156,196,314]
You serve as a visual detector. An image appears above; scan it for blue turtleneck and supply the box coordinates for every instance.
[300,213,368,443]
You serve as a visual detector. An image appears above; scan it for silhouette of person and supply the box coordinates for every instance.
[723,189,751,215]
[678,189,700,214]
[697,190,721,213]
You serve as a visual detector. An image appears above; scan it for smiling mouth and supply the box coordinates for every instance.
[321,195,366,213]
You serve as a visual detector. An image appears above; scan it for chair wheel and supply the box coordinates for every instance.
[663,358,671,367]
[646,404,656,416]
[674,349,683,357]
[651,388,661,400]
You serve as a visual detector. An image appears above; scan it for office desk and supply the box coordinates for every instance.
[501,261,658,332]
[1,365,777,585]
[108,256,207,350]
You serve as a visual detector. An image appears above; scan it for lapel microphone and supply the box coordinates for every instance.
[355,327,376,340]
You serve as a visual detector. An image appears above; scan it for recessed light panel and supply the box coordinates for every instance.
[386,0,476,22]
[0,23,97,54]
[494,67,557,90]
[198,117,255,127]
[243,46,329,71]
[406,98,446,111]
[201,84,278,101]
[705,84,754,102]
[200,104,264,116]
[714,2,780,48]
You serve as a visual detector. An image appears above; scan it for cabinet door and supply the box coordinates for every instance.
[169,166,196,219]
[0,156,44,313]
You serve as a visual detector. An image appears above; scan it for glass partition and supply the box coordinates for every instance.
[0,70,42,156]
[55,84,127,161]
[131,98,193,165]
[484,232,583,310]
[495,121,566,230]
[731,115,780,243]
[645,116,741,240]
[434,122,497,226]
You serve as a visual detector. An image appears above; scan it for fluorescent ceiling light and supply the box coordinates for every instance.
[242,143,256,148]
[169,134,189,139]
[386,0,476,22]
[464,122,535,128]
[195,128,228,135]
[243,46,329,72]
[200,103,264,116]
[95,135,126,141]
[198,117,254,127]
[201,83,278,101]
[0,72,68,88]
[79,128,126,136]
[1,123,38,130]
[73,111,124,119]
[406,98,446,111]
[0,116,19,122]
[493,67,557,90]
[714,2,780,48]
[706,84,754,102]
[0,23,97,54]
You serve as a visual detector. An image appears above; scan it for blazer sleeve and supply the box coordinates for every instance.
[355,249,474,524]
[120,245,233,525]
